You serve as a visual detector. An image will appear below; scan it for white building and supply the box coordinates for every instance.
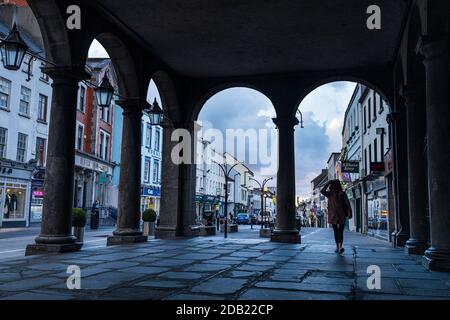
[0,19,52,228]
[140,112,163,214]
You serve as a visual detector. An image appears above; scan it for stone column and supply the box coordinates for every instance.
[107,99,147,245]
[421,37,450,271]
[271,117,300,243]
[26,67,89,255]
[155,123,181,238]
[391,105,410,247]
[403,86,429,255]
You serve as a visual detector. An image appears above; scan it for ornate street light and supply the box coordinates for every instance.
[147,98,164,126]
[95,71,115,108]
[0,23,29,71]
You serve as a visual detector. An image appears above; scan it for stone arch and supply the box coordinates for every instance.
[293,76,394,118]
[26,0,72,66]
[150,70,180,122]
[82,33,141,99]
[191,82,276,122]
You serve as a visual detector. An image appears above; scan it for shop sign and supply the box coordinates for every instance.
[32,190,44,197]
[99,172,107,184]
[370,162,385,173]
[342,161,360,173]
[141,185,161,197]
[384,148,394,176]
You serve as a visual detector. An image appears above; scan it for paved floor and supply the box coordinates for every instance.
[0,227,449,300]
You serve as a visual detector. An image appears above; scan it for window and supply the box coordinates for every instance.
[78,86,85,112]
[367,100,371,126]
[379,99,385,114]
[76,124,84,151]
[0,77,11,110]
[363,107,367,133]
[40,62,49,82]
[0,127,7,158]
[374,138,378,162]
[153,159,159,183]
[146,124,152,148]
[22,55,33,76]
[101,106,110,123]
[16,133,28,163]
[369,144,372,169]
[105,135,110,161]
[155,128,161,151]
[373,92,377,119]
[38,94,48,122]
[19,86,31,116]
[364,149,367,174]
[36,137,46,166]
[143,158,151,183]
[99,131,110,160]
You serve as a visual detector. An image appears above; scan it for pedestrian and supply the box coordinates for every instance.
[320,180,352,254]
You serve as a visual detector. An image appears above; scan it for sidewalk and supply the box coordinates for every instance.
[0,227,449,300]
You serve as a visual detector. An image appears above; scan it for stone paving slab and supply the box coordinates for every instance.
[0,227,449,300]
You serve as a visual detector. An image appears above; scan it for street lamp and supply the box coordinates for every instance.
[249,177,273,231]
[146,98,164,126]
[217,162,240,239]
[296,110,305,128]
[95,71,115,108]
[1,23,138,109]
[0,23,28,71]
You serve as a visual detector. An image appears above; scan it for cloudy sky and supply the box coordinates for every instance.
[89,41,356,199]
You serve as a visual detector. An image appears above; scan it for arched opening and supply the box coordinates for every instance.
[295,81,394,243]
[194,87,278,237]
[0,0,54,231]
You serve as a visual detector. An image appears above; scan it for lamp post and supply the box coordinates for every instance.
[233,172,241,216]
[217,162,239,239]
[0,23,136,110]
[249,177,273,230]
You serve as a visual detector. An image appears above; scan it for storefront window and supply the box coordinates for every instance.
[2,184,27,220]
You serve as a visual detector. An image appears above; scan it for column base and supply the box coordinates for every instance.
[422,247,450,272]
[25,242,82,256]
[155,226,178,239]
[259,228,272,238]
[405,239,428,255]
[392,231,409,247]
[182,225,201,237]
[271,229,300,243]
[106,235,148,246]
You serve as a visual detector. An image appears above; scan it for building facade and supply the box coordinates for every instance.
[73,59,115,211]
[140,112,162,214]
[0,14,51,228]
[340,84,392,240]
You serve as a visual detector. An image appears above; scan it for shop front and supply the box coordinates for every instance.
[30,169,45,223]
[0,161,34,228]
[366,177,389,240]
[140,185,161,214]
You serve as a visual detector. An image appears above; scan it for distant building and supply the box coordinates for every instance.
[73,59,115,211]
[327,152,341,181]
[310,169,328,228]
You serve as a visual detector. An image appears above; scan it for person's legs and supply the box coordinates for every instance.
[338,223,345,253]
[332,224,339,252]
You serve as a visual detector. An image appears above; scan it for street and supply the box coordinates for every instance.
[0,226,115,261]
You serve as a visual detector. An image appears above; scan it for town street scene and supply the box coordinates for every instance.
[0,0,449,306]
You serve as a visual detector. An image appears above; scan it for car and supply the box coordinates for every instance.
[258,211,274,225]
[236,213,250,225]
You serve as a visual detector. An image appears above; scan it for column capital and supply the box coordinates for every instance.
[41,65,91,83]
[117,98,144,114]
[272,117,299,129]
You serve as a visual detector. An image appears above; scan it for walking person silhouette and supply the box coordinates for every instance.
[320,180,352,254]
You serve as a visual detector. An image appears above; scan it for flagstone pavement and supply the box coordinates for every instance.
[0,227,449,300]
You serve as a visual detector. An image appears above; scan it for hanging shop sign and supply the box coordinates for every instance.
[384,148,394,176]
[341,161,360,173]
[370,162,385,173]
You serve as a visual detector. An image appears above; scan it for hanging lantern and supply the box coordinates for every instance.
[149,98,164,125]
[95,71,115,108]
[0,23,29,71]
